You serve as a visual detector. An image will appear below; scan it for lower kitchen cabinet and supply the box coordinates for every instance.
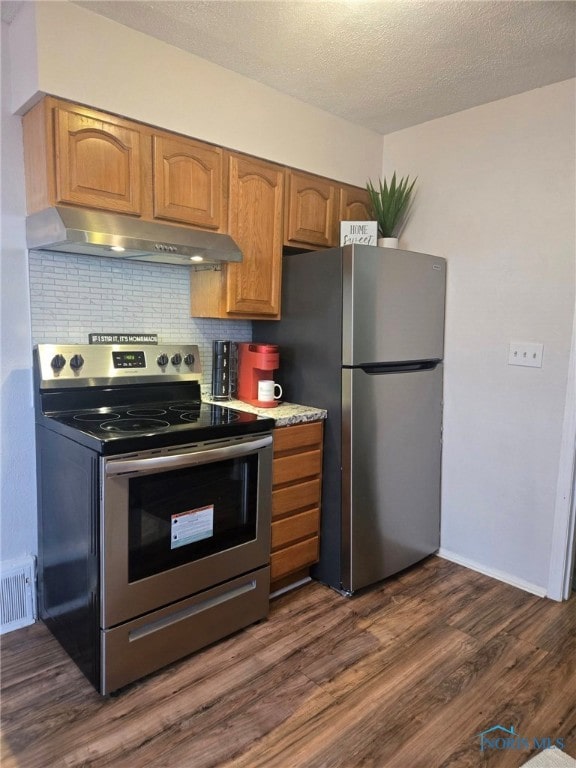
[270,420,324,592]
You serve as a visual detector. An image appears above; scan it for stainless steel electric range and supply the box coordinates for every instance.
[33,343,274,695]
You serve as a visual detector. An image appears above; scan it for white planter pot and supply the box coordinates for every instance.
[378,237,399,248]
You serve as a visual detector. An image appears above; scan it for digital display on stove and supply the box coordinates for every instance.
[112,351,146,369]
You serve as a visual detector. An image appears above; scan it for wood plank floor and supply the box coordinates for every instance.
[1,557,575,767]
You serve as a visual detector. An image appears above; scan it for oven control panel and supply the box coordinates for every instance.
[112,351,146,369]
[34,343,203,388]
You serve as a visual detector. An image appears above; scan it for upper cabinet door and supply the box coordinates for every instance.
[284,170,338,249]
[152,134,225,230]
[54,106,143,215]
[340,184,372,222]
[226,154,284,317]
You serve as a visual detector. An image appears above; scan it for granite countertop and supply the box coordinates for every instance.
[203,397,327,427]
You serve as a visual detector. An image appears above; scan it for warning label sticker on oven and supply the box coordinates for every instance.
[171,505,214,549]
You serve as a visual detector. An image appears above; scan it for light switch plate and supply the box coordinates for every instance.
[508,341,544,368]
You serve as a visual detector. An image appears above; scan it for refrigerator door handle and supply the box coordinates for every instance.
[353,360,441,375]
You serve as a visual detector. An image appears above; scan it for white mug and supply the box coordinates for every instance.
[258,379,282,402]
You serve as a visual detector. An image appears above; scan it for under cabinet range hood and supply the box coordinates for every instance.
[25,206,243,266]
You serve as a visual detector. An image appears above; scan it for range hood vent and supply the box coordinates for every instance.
[26,207,243,266]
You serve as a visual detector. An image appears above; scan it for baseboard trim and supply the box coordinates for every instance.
[270,576,312,599]
[438,549,548,599]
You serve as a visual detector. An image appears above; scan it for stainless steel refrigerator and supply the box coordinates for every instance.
[253,244,446,594]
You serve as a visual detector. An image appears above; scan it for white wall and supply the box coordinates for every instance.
[1,20,37,563]
[9,1,383,186]
[382,80,576,593]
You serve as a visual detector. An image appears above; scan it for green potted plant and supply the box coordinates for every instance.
[366,172,417,247]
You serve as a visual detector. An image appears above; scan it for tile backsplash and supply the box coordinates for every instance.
[28,251,252,392]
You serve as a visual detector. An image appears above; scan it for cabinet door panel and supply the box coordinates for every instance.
[274,421,323,455]
[226,154,283,316]
[272,479,321,519]
[340,185,372,222]
[54,107,142,215]
[272,509,320,550]
[273,449,323,486]
[270,537,319,581]
[153,135,224,229]
[284,170,338,248]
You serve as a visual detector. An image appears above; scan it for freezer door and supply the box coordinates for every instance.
[342,245,446,365]
[341,364,443,593]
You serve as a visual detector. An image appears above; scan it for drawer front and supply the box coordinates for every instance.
[273,449,322,486]
[270,537,319,581]
[272,478,321,519]
[274,421,323,455]
[272,509,320,550]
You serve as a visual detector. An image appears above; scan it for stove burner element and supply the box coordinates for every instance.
[169,402,202,412]
[74,412,121,422]
[127,408,167,417]
[101,418,171,433]
[180,412,201,423]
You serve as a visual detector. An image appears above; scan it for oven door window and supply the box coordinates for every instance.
[128,455,257,582]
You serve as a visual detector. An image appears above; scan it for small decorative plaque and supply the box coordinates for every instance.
[88,333,158,345]
[340,221,378,246]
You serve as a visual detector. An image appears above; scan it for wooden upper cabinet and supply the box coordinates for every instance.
[53,104,143,216]
[225,153,284,317]
[340,184,372,222]
[22,98,144,217]
[284,170,339,249]
[189,153,284,320]
[24,96,377,322]
[152,134,225,230]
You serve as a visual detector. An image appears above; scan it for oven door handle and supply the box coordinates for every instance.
[105,435,273,476]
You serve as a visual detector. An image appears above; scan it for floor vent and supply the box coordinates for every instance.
[0,557,37,634]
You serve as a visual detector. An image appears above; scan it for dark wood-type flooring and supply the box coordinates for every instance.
[1,557,575,767]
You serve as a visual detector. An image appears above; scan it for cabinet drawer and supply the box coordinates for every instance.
[272,509,320,550]
[274,421,323,455]
[270,536,319,581]
[273,449,322,486]
[272,478,321,519]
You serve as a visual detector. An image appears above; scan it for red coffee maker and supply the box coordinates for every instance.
[237,343,280,408]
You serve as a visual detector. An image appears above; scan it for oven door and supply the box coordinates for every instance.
[101,432,273,628]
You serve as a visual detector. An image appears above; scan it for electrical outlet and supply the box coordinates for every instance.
[508,341,544,368]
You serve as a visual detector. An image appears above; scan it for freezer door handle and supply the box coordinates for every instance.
[353,359,441,374]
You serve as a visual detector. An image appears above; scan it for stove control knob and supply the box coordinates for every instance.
[70,354,84,371]
[157,353,169,368]
[171,353,182,366]
[183,353,195,367]
[50,354,66,371]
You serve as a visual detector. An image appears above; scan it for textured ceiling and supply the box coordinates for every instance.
[5,1,576,135]
[1,1,22,24]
